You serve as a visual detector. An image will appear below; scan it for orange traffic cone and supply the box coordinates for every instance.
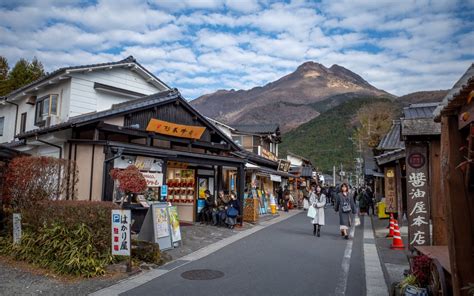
[386,214,394,238]
[390,220,405,250]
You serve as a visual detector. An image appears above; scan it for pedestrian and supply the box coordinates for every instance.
[276,186,283,210]
[225,191,240,229]
[198,190,213,224]
[283,185,290,212]
[335,183,356,239]
[302,183,310,211]
[309,185,326,237]
[365,188,375,216]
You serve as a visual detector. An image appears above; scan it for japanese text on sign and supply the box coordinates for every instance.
[406,146,430,248]
[111,210,131,256]
[146,119,206,140]
[13,213,21,245]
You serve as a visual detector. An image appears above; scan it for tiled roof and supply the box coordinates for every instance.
[5,56,170,99]
[232,124,280,134]
[377,120,404,150]
[434,63,474,119]
[17,89,180,138]
[375,148,406,166]
[403,103,439,119]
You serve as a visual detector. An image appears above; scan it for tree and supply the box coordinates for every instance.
[353,102,396,148]
[0,56,45,96]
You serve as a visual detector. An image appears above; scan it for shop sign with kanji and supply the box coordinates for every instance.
[146,119,206,140]
[406,145,430,247]
[111,210,131,256]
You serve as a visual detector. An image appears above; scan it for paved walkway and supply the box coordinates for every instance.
[92,209,377,296]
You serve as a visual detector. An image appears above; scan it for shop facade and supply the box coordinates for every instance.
[17,90,246,224]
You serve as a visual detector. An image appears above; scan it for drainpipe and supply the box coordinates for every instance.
[5,101,19,137]
[35,136,62,159]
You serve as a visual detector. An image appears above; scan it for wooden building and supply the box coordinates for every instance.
[433,64,474,295]
[15,89,249,224]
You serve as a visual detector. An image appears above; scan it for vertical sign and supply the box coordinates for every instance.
[161,185,168,198]
[406,144,430,248]
[111,209,131,256]
[384,167,397,212]
[154,206,170,239]
[13,213,21,244]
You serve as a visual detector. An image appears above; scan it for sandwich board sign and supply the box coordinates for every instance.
[138,203,173,250]
[167,206,182,245]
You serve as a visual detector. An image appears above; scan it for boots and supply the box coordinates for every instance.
[317,225,321,237]
[313,224,317,236]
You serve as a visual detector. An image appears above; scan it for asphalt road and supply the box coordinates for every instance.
[122,208,366,296]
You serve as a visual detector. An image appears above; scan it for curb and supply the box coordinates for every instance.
[365,216,389,295]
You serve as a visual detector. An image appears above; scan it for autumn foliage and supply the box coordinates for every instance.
[3,156,78,210]
[110,165,147,194]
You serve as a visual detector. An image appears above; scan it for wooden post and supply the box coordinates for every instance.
[429,140,447,245]
[440,115,474,295]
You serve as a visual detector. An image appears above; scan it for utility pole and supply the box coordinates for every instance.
[333,165,336,187]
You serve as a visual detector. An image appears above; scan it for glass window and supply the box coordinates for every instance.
[42,97,50,118]
[50,94,58,115]
[232,135,242,146]
[20,113,27,133]
[0,116,4,136]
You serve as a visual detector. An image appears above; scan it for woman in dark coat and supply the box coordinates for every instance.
[225,191,240,229]
[335,183,356,239]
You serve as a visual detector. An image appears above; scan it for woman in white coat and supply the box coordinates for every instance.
[309,185,326,237]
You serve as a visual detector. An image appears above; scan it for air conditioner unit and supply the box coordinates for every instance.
[45,116,59,127]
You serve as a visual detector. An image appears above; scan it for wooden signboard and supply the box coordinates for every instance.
[384,167,397,213]
[406,144,431,248]
[146,119,206,140]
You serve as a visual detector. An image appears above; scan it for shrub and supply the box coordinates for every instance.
[10,223,115,277]
[411,255,432,287]
[21,200,118,254]
[3,156,78,210]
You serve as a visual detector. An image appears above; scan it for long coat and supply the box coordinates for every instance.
[335,192,356,227]
[309,192,326,225]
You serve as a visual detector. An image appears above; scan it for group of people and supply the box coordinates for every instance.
[304,183,357,240]
[198,190,241,229]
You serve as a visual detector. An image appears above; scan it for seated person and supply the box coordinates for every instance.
[198,190,213,224]
[225,191,241,229]
[212,190,227,226]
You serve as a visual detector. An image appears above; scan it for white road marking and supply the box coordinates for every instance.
[335,224,356,296]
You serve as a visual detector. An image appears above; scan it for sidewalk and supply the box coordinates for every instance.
[370,214,410,293]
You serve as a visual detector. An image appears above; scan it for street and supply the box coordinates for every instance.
[121,209,367,296]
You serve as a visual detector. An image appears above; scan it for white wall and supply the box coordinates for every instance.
[69,68,164,116]
[0,103,16,143]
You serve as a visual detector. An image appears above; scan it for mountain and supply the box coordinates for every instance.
[397,90,448,107]
[279,97,398,173]
[191,62,394,132]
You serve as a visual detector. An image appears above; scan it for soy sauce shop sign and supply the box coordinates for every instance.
[406,144,430,248]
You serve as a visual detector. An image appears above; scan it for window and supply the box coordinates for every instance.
[232,135,243,146]
[0,117,4,136]
[20,113,27,133]
[35,94,58,124]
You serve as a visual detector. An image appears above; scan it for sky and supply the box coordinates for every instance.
[0,0,473,99]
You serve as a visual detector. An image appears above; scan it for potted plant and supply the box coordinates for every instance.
[110,165,148,207]
[399,255,431,296]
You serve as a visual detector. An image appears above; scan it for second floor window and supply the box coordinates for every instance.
[20,112,27,133]
[35,94,58,124]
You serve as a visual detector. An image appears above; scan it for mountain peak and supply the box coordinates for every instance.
[296,61,327,72]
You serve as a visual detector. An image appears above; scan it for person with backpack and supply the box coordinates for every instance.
[335,183,356,239]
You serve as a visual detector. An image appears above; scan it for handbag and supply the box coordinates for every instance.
[307,206,317,219]
[342,200,351,213]
[226,206,238,218]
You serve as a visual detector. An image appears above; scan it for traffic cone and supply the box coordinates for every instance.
[390,220,405,250]
[386,214,394,238]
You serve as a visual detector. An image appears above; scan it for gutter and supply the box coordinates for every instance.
[35,136,63,158]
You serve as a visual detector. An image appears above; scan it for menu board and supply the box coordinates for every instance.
[167,206,182,243]
[154,207,170,238]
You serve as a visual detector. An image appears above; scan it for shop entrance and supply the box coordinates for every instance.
[196,169,215,221]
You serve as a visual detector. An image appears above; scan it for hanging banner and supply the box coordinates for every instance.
[13,213,21,245]
[146,118,206,140]
[406,144,430,248]
[277,160,291,172]
[384,167,397,213]
[111,209,131,256]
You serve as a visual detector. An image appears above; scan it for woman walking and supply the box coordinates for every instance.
[335,183,356,239]
[309,185,326,237]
